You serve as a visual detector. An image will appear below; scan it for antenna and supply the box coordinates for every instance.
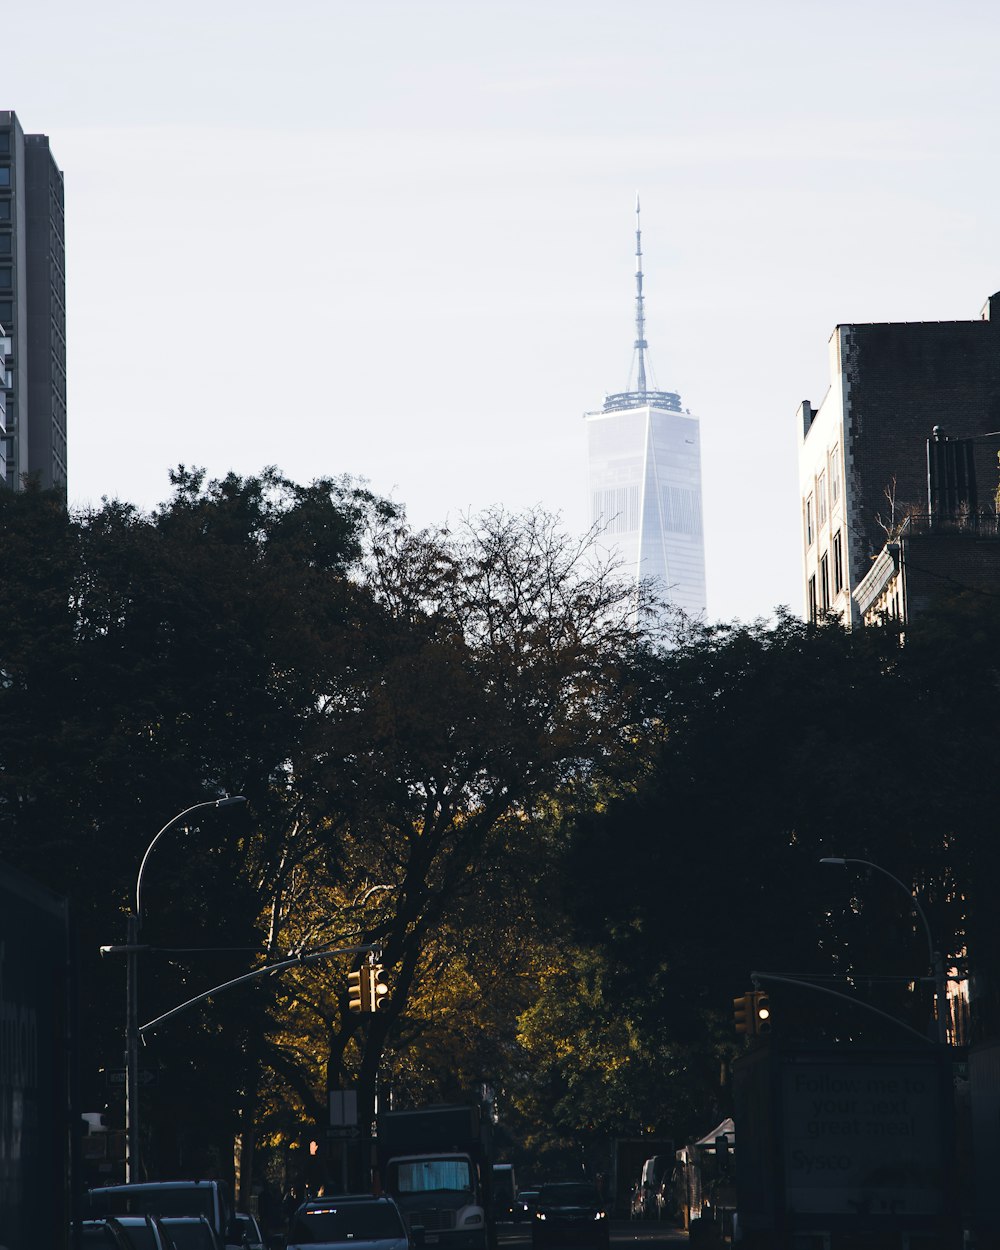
[600,196,681,414]
[634,192,647,397]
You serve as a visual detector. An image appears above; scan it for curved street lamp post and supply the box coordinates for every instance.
[820,856,948,1045]
[119,796,246,1181]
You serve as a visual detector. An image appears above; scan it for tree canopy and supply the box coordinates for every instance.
[6,470,1000,1190]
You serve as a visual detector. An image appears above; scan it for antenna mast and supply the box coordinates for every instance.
[634,192,647,397]
[600,194,681,414]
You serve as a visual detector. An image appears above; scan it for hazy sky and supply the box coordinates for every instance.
[7,0,1000,621]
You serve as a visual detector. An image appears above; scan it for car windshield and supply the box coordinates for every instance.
[161,1219,217,1248]
[392,1160,473,1194]
[93,1187,215,1220]
[290,1203,405,1243]
[117,1224,163,1250]
[80,1228,123,1247]
[538,1185,600,1206]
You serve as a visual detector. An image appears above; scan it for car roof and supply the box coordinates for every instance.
[93,1182,222,1191]
[300,1195,391,1207]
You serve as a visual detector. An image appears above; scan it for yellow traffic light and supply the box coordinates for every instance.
[734,990,771,1038]
[348,968,364,1014]
[369,964,389,1011]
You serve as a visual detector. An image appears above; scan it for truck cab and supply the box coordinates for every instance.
[384,1151,488,1249]
[377,1105,495,1250]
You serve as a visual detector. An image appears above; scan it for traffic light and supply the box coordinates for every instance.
[348,968,365,1014]
[369,964,389,1012]
[348,963,390,1013]
[734,990,770,1038]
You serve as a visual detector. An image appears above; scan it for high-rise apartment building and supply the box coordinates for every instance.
[798,292,1000,626]
[0,111,66,493]
[584,200,706,620]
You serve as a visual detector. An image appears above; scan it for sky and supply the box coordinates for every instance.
[6,0,1000,621]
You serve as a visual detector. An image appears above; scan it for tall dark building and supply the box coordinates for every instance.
[797,293,1000,625]
[0,111,66,493]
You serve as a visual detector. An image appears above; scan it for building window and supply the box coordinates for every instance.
[805,495,814,546]
[818,471,828,526]
[808,575,818,622]
[0,269,11,290]
[830,446,840,506]
[0,133,8,156]
[0,301,11,323]
[0,235,10,256]
[820,553,830,610]
[0,201,10,220]
[0,169,9,188]
[833,531,843,594]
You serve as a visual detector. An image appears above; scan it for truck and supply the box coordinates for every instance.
[491,1163,516,1219]
[376,1104,495,1250]
[0,861,74,1250]
[733,1044,959,1250]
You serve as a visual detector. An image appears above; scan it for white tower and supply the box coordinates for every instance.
[585,198,706,619]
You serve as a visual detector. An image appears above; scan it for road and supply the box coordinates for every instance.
[498,1220,688,1248]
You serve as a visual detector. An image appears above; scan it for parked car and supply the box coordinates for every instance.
[233,1211,266,1249]
[531,1183,609,1250]
[515,1190,539,1222]
[286,1196,410,1250]
[78,1221,135,1249]
[77,1215,175,1249]
[160,1214,224,1249]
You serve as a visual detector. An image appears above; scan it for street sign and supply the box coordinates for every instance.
[329,1089,358,1127]
[326,1125,360,1139]
[103,1067,157,1089]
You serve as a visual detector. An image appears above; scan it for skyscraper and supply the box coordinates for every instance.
[584,199,706,619]
[0,111,67,493]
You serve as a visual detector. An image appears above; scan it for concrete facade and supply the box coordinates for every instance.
[0,112,66,493]
[798,294,1000,625]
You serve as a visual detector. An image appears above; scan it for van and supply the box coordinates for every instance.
[637,1156,674,1220]
[88,1180,240,1248]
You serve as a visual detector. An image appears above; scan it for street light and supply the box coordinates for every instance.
[123,795,246,1181]
[820,856,948,1045]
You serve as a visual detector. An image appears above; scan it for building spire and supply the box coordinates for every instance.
[634,191,647,396]
[598,194,682,414]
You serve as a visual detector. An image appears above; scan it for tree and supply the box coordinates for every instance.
[252,507,656,1172]
[558,608,980,1137]
[0,468,394,1175]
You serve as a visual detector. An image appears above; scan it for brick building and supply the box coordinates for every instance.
[798,292,1000,625]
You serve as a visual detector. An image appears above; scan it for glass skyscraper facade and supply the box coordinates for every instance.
[585,202,706,620]
[586,390,706,618]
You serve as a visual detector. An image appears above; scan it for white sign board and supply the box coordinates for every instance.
[329,1089,358,1127]
[782,1060,945,1217]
